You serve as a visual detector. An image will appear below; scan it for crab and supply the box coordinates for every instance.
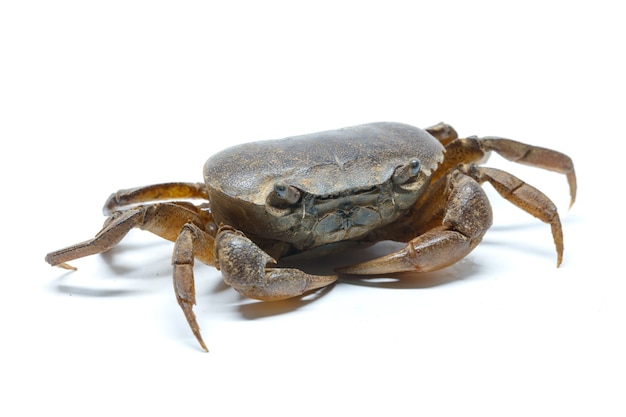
[46,122,576,351]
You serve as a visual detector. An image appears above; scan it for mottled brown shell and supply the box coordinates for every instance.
[204,122,445,205]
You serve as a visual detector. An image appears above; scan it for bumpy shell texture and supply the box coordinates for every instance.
[204,122,445,205]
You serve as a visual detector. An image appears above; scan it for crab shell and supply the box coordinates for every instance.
[203,122,445,251]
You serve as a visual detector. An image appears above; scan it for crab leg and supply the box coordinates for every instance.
[215,227,338,302]
[438,137,577,208]
[47,181,214,269]
[464,164,564,266]
[46,201,217,351]
[45,208,147,269]
[480,137,576,207]
[172,223,216,352]
[45,202,213,268]
[103,182,208,215]
[425,122,458,146]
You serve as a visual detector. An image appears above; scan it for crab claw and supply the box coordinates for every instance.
[215,228,337,301]
[337,229,479,275]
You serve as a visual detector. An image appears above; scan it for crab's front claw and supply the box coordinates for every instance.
[337,229,482,275]
[215,228,337,301]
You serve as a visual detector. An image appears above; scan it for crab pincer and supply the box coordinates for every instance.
[215,227,338,301]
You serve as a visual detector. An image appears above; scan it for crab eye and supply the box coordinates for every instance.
[274,182,301,204]
[410,158,421,175]
[392,158,422,184]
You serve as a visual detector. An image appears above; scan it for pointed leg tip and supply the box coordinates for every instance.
[569,198,576,210]
[56,262,77,271]
[177,299,210,352]
[192,324,210,353]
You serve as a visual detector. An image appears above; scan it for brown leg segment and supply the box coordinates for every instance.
[463,164,564,266]
[103,182,208,215]
[46,200,217,351]
[425,122,459,146]
[45,202,214,268]
[429,132,573,266]
[479,137,577,207]
[435,136,576,208]
[172,223,217,351]
[45,208,147,270]
[47,182,214,268]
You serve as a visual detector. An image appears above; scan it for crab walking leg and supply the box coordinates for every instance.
[45,208,146,269]
[425,122,459,146]
[103,182,208,215]
[480,137,577,207]
[45,202,213,269]
[215,228,338,301]
[439,137,577,208]
[337,171,493,275]
[463,164,564,266]
[172,224,216,352]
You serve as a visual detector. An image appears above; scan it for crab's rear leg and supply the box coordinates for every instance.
[480,137,576,208]
[45,202,212,268]
[46,201,217,351]
[47,182,214,268]
[466,164,564,266]
[45,207,153,269]
[440,136,577,208]
[103,182,208,214]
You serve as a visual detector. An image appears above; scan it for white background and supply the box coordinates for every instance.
[1,1,624,416]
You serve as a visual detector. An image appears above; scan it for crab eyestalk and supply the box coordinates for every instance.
[392,158,421,184]
[274,182,301,204]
